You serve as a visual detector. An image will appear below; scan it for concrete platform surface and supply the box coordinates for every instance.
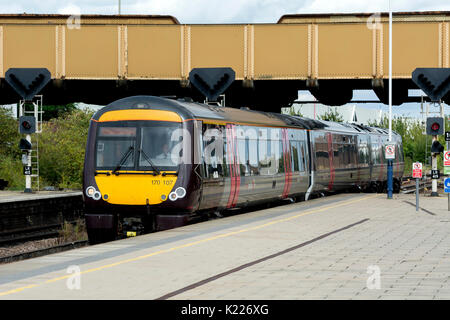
[0,190,82,203]
[0,192,449,300]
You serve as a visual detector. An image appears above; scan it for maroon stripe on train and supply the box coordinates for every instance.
[226,124,235,209]
[281,129,289,198]
[356,146,361,186]
[232,125,240,208]
[327,132,335,191]
[287,132,292,197]
[283,129,293,199]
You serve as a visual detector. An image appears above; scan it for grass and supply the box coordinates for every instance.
[58,219,88,244]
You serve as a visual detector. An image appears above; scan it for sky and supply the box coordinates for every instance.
[1,0,450,118]
[1,0,450,23]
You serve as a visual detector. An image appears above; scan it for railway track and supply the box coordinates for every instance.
[400,177,441,194]
[0,225,61,246]
[0,240,88,264]
[0,192,84,247]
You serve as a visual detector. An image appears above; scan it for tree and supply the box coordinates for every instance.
[39,109,94,189]
[288,105,304,117]
[319,107,344,122]
[0,107,24,189]
[42,103,77,121]
[0,107,21,158]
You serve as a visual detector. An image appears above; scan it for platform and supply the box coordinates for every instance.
[0,190,82,204]
[0,192,449,300]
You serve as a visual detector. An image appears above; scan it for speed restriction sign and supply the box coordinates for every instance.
[412,162,422,178]
[385,144,395,159]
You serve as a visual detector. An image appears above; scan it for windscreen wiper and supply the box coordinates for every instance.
[112,146,134,175]
[139,148,161,175]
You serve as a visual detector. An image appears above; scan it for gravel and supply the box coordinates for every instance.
[0,237,67,258]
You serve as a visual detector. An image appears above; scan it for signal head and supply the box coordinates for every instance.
[18,116,36,134]
[426,117,444,135]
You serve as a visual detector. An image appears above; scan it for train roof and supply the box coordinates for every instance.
[93,95,400,136]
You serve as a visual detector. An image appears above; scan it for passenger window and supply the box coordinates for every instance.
[278,140,285,174]
[238,138,247,176]
[249,139,258,176]
[300,143,306,172]
[203,124,224,178]
[291,142,299,172]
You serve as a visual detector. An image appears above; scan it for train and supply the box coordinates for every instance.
[83,95,404,243]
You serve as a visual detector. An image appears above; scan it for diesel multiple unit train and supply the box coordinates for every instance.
[83,96,404,243]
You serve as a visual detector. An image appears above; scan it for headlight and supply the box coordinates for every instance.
[86,186,102,201]
[169,192,178,201]
[93,191,102,201]
[86,186,96,197]
[175,187,186,199]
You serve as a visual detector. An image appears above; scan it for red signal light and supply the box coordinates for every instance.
[431,123,440,131]
[21,121,31,130]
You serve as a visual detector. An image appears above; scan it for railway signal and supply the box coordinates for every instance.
[5,69,50,194]
[19,116,36,134]
[5,68,51,101]
[423,117,444,197]
[426,117,444,136]
[412,68,450,103]
[19,138,32,151]
[412,68,450,197]
[189,68,235,102]
[18,116,38,194]
[431,140,444,154]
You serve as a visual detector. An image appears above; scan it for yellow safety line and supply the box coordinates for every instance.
[0,194,379,297]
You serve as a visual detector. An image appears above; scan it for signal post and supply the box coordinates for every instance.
[18,117,36,193]
[427,117,444,196]
[412,68,450,197]
[4,68,51,193]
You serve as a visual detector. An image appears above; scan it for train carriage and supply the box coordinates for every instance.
[83,95,404,243]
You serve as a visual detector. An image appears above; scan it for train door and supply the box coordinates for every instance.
[198,123,226,210]
[287,129,309,195]
[311,130,329,191]
[281,128,293,199]
[357,134,371,188]
[349,135,359,185]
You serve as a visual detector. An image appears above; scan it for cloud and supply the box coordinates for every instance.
[300,0,450,14]
[57,4,81,15]
[0,4,24,13]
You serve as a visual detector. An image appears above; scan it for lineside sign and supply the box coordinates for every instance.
[385,144,395,159]
[444,150,450,166]
[412,162,422,179]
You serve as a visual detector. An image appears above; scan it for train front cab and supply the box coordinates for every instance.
[83,108,200,243]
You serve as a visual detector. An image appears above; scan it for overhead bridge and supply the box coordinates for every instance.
[0,12,449,109]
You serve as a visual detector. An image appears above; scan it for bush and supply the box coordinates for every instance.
[39,109,94,189]
[0,107,20,159]
[0,156,25,190]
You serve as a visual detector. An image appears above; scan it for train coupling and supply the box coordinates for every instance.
[122,217,145,237]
